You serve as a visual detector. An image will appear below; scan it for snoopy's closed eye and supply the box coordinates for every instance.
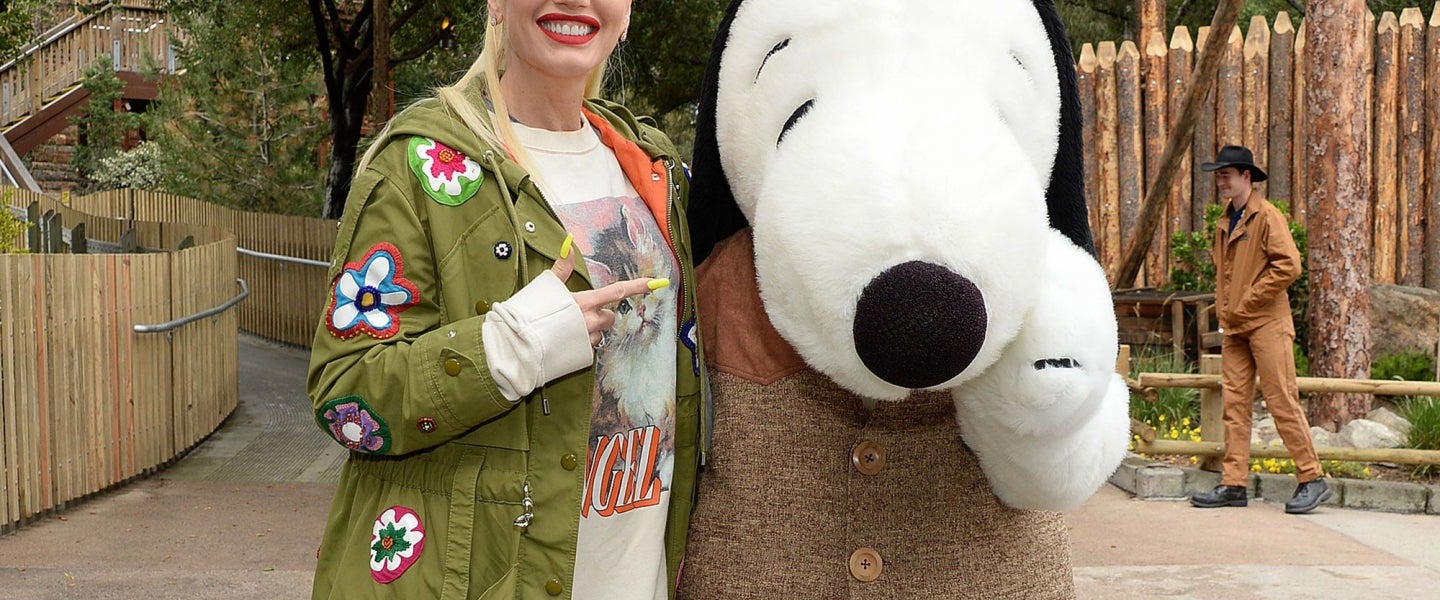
[1033,358,1081,370]
[778,99,815,147]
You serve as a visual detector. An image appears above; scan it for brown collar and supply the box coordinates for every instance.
[696,229,809,384]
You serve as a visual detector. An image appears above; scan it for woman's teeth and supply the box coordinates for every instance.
[541,21,596,37]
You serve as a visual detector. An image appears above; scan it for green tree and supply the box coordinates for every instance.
[150,0,724,217]
[147,4,328,215]
[70,57,135,187]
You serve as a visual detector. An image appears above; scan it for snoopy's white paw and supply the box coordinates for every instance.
[964,229,1120,436]
[953,230,1130,510]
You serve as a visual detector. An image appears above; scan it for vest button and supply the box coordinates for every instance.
[851,441,885,476]
[545,579,564,596]
[561,454,579,471]
[443,358,462,377]
[849,547,884,582]
[475,300,490,314]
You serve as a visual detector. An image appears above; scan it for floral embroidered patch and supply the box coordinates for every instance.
[370,506,426,584]
[317,396,390,454]
[326,243,421,340]
[409,136,484,206]
[681,317,700,375]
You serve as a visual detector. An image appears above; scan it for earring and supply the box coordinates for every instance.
[620,29,628,42]
[490,14,502,26]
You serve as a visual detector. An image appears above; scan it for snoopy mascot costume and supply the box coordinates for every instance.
[677,0,1130,597]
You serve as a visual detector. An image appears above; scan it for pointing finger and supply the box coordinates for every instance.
[550,234,575,282]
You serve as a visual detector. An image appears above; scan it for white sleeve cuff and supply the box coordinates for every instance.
[482,270,593,401]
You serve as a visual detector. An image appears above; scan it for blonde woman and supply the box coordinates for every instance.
[307,1,704,598]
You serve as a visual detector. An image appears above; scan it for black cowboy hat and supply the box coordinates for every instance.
[1200,144,1267,182]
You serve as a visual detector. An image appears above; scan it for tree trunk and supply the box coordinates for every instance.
[370,0,393,126]
[1304,0,1372,431]
[322,69,372,220]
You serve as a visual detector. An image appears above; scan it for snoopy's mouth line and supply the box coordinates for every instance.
[1034,358,1081,370]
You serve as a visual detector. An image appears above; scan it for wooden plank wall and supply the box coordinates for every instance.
[0,236,237,530]
[62,190,336,347]
[1077,9,1437,290]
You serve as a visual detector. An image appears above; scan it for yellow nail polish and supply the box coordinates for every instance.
[559,234,574,259]
[647,278,671,291]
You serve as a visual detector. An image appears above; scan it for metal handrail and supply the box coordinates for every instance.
[237,246,330,268]
[133,278,249,333]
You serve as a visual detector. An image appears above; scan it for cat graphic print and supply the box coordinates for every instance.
[553,195,679,519]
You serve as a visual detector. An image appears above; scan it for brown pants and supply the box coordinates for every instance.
[1220,318,1324,486]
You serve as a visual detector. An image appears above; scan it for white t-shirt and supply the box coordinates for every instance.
[513,120,679,600]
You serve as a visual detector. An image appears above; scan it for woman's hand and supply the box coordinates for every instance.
[551,235,669,348]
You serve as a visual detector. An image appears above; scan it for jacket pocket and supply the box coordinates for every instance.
[436,204,517,320]
[467,446,529,596]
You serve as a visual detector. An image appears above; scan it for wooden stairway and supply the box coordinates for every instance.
[0,1,178,190]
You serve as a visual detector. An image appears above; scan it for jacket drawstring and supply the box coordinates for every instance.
[483,150,530,287]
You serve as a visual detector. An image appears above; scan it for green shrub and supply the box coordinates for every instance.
[1371,350,1436,382]
[0,190,25,254]
[1128,351,1200,429]
[1399,396,1440,477]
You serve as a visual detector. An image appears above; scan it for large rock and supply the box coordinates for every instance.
[1310,426,1347,448]
[1251,417,1279,447]
[1370,285,1440,358]
[1368,406,1413,439]
[1340,418,1405,449]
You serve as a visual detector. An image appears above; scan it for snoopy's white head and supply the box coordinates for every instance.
[689,0,1094,401]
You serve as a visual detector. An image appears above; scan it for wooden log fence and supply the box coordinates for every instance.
[1079,10,1440,291]
[0,219,238,531]
[1128,352,1440,466]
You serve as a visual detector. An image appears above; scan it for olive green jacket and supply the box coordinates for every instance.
[307,97,705,599]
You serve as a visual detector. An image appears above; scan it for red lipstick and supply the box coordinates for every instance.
[537,13,600,45]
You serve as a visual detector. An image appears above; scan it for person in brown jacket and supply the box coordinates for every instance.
[1190,145,1332,514]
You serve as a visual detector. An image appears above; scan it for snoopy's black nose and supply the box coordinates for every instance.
[852,261,987,389]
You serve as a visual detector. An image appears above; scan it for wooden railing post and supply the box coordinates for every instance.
[1199,354,1224,472]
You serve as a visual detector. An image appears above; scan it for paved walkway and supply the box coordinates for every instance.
[0,335,1437,599]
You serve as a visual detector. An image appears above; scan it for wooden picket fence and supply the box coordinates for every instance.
[65,190,337,347]
[0,213,238,530]
[1078,9,1440,289]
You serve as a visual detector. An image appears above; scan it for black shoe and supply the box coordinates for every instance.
[1191,485,1248,508]
[1285,479,1333,514]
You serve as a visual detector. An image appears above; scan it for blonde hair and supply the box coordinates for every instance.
[355,11,609,179]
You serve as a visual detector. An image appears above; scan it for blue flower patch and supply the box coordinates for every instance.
[326,243,421,340]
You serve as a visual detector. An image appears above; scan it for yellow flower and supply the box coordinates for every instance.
[1182,417,1191,427]
[1158,415,1166,422]
[1251,464,1262,472]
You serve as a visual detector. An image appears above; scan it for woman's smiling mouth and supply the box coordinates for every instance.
[538,14,600,44]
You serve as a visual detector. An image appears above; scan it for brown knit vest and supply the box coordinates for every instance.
[677,231,1074,600]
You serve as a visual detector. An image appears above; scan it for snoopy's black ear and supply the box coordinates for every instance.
[688,0,749,265]
[1034,0,1096,256]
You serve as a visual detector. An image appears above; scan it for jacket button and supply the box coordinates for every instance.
[849,547,883,582]
[443,358,462,377]
[525,221,536,233]
[561,454,579,471]
[852,441,885,476]
[475,300,490,315]
[545,579,563,596]
[416,418,437,433]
